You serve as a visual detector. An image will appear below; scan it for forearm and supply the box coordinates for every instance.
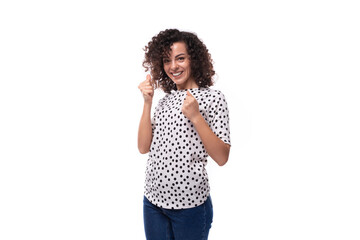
[191,114,230,166]
[137,102,153,154]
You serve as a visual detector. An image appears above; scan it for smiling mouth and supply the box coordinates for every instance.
[172,72,183,77]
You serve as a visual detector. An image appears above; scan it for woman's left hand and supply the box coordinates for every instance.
[182,90,201,122]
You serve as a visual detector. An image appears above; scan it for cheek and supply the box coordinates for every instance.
[185,65,191,75]
[185,63,191,72]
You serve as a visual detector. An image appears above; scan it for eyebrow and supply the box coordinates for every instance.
[175,53,185,58]
[163,53,185,60]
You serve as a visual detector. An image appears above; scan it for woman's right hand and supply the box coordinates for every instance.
[138,74,154,103]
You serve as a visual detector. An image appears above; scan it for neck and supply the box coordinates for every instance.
[176,78,198,90]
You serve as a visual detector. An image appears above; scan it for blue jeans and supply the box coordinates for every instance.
[143,195,213,240]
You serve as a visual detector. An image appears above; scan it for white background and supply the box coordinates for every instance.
[1,0,359,239]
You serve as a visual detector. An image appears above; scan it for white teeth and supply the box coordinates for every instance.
[172,72,182,76]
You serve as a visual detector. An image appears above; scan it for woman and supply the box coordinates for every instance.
[138,29,231,240]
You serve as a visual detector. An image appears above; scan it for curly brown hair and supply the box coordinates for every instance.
[143,29,215,93]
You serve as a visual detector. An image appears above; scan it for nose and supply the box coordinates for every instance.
[170,59,178,70]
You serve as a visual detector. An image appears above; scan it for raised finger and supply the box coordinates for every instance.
[146,74,152,85]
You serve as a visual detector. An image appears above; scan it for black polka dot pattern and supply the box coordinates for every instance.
[144,87,231,209]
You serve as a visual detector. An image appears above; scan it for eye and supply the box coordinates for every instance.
[177,57,185,62]
[163,59,170,63]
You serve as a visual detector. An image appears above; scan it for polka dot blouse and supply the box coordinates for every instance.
[144,87,231,209]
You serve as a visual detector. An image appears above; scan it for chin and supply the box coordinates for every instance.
[173,77,187,84]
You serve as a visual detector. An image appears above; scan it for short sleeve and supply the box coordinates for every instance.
[208,91,231,146]
[151,95,167,135]
[151,109,156,135]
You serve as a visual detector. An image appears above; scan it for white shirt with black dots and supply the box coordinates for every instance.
[144,87,231,209]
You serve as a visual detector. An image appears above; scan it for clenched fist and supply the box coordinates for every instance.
[138,74,154,103]
[182,90,201,122]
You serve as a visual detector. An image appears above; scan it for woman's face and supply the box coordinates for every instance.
[163,42,196,89]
